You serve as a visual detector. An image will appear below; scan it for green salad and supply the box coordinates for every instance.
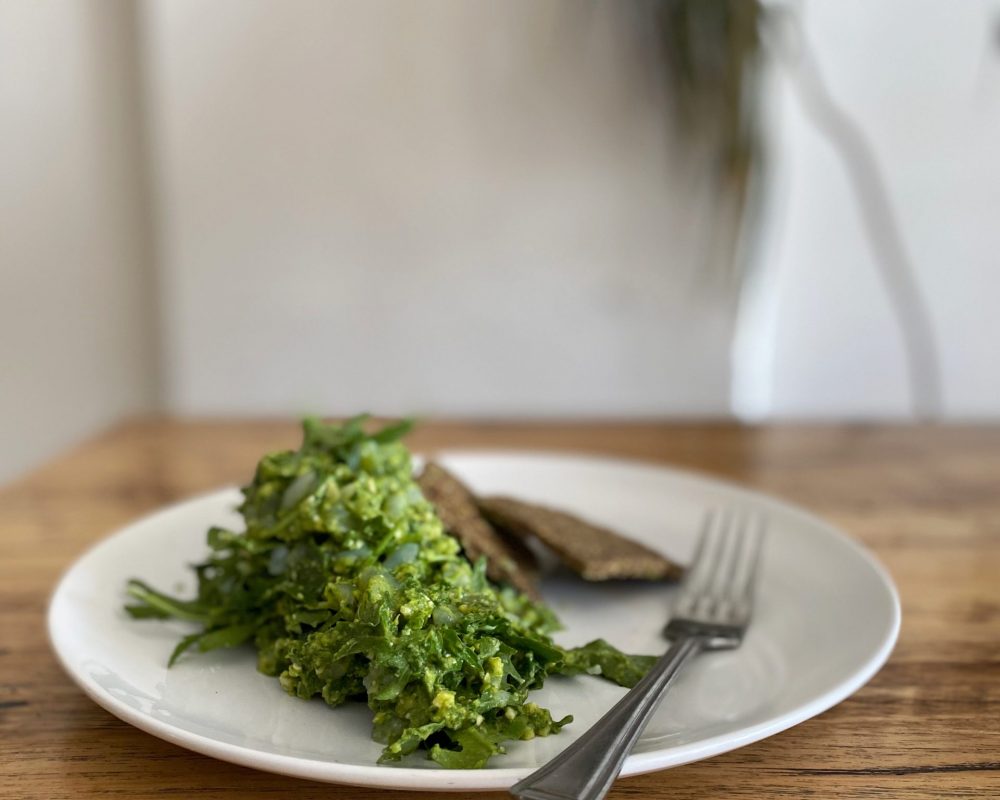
[125,416,654,768]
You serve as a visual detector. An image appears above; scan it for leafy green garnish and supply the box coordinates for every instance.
[125,417,654,768]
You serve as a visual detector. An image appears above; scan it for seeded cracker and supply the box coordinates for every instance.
[479,496,683,582]
[417,462,540,598]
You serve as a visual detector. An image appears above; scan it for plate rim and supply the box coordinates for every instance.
[47,449,901,791]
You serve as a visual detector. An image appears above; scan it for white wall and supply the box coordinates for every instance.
[140,0,737,418]
[736,0,1000,419]
[0,0,156,483]
[3,0,999,483]
[143,0,1000,422]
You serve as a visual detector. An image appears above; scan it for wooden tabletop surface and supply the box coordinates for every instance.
[3,419,999,799]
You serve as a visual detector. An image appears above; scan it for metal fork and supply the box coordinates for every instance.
[510,509,766,800]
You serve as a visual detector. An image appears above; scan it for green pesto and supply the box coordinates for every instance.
[125,416,655,768]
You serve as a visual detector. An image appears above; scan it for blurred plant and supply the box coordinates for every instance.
[761,5,942,416]
[640,1,941,416]
[648,0,764,282]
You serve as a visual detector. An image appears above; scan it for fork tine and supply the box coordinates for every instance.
[718,512,763,611]
[720,512,748,592]
[683,510,724,593]
[705,510,741,600]
[733,514,766,604]
[678,509,767,625]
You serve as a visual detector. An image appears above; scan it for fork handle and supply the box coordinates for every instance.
[510,634,703,800]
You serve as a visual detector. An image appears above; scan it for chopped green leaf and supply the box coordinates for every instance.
[124,416,654,767]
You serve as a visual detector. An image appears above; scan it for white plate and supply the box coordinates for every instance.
[48,452,899,792]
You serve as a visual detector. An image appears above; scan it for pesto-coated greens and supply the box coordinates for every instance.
[125,416,654,768]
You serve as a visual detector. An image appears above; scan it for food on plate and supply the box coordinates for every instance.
[124,416,656,769]
[416,462,540,599]
[418,459,685,584]
[479,496,684,582]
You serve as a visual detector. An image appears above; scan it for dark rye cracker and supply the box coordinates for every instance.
[479,496,683,582]
[417,463,540,598]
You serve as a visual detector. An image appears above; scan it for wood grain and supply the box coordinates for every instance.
[2,419,999,799]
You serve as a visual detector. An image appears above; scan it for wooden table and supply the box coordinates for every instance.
[3,420,999,799]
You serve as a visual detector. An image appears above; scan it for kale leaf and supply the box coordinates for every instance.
[125,417,655,768]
